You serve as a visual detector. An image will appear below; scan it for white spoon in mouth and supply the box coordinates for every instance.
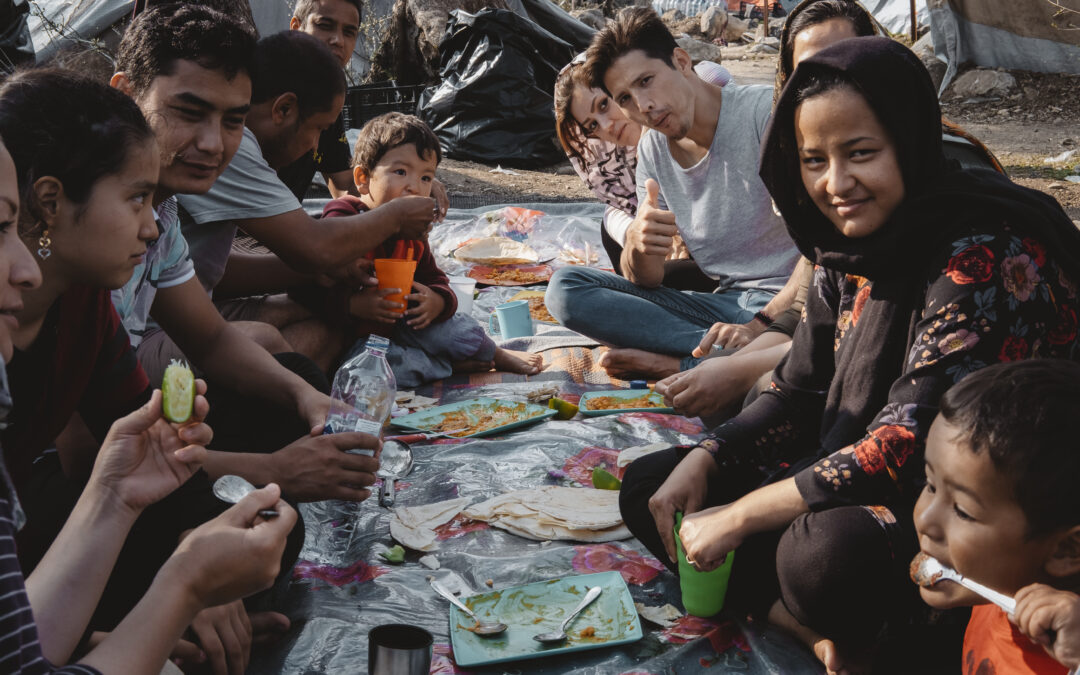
[910,552,1015,614]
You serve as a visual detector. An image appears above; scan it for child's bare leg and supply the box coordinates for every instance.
[767,599,871,675]
[492,348,543,374]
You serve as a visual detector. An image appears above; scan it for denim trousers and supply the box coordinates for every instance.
[545,266,773,368]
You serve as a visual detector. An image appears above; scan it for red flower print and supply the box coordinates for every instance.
[571,544,666,585]
[852,284,871,325]
[998,334,1029,361]
[873,424,916,469]
[1049,303,1079,346]
[852,436,887,475]
[1022,237,1047,267]
[945,245,994,285]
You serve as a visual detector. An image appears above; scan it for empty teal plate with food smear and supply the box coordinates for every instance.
[447,571,643,667]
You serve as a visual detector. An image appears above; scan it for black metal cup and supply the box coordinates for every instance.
[368,624,433,675]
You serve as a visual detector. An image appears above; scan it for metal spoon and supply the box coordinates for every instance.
[377,439,414,507]
[212,474,279,518]
[431,579,508,637]
[910,553,1015,613]
[533,586,602,643]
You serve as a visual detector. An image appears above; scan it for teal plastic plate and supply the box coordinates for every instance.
[447,571,643,667]
[389,397,556,438]
[578,389,673,417]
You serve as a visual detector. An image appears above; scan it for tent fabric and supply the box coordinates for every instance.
[929,0,1080,93]
[27,0,129,61]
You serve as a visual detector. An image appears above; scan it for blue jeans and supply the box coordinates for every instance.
[545,267,773,367]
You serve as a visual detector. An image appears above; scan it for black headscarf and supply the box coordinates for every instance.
[759,36,1080,281]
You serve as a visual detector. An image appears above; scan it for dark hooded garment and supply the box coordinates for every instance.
[702,36,1080,513]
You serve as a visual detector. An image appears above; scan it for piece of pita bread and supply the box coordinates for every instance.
[635,603,682,627]
[390,497,471,552]
[455,237,539,265]
[617,442,670,468]
[462,487,628,542]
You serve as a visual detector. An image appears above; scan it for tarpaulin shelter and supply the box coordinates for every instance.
[928,0,1080,91]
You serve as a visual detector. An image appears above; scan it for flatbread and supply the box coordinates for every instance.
[455,237,539,265]
[635,603,682,627]
[390,497,471,551]
[617,442,670,468]
[462,486,629,542]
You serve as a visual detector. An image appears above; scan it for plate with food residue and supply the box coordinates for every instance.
[467,264,553,287]
[578,389,674,417]
[509,290,557,324]
[448,571,642,667]
[389,398,556,439]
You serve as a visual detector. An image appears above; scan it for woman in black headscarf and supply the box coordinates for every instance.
[618,36,1080,671]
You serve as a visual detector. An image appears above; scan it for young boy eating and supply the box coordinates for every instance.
[322,112,542,386]
[913,359,1080,674]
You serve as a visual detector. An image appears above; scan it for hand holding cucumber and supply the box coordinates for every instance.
[89,373,212,515]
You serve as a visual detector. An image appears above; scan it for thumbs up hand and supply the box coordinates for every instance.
[627,178,679,259]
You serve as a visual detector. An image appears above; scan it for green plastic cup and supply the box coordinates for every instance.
[674,511,735,617]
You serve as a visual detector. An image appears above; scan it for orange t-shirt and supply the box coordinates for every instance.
[963,604,1067,674]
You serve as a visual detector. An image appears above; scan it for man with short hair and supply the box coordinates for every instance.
[176,30,438,372]
[546,7,800,378]
[103,8,383,673]
[278,0,362,200]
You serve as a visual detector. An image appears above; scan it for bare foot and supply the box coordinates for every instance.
[452,359,494,374]
[767,600,871,675]
[493,348,543,375]
[597,348,680,379]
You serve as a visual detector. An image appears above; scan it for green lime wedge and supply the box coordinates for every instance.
[161,360,195,424]
[591,466,622,490]
[548,397,579,420]
[379,545,406,563]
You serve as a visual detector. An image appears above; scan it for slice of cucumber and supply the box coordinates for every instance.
[162,360,195,424]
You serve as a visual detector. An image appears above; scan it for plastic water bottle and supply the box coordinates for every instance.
[324,336,396,455]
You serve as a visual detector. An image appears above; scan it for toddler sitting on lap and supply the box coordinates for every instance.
[914,359,1080,674]
[323,113,542,386]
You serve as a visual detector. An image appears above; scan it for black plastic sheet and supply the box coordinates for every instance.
[418,9,575,168]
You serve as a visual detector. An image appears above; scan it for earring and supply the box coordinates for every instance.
[37,229,51,260]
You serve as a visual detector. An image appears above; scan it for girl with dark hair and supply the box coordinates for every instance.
[0,126,295,674]
[620,37,1080,672]
[0,68,276,666]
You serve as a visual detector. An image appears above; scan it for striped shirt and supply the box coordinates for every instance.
[0,499,103,675]
[0,362,102,674]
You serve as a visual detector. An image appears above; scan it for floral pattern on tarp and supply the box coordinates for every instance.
[660,616,751,656]
[430,643,472,674]
[618,411,704,435]
[563,445,623,486]
[293,558,389,586]
[571,543,667,585]
[435,513,490,540]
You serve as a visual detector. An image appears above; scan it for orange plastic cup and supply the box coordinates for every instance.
[374,258,418,315]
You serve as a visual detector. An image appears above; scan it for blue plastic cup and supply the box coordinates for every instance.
[488,299,534,338]
[674,511,735,617]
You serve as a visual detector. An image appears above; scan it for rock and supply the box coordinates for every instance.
[662,8,684,23]
[676,36,725,63]
[700,6,729,41]
[572,8,607,31]
[949,69,1017,99]
[747,39,779,55]
[1048,182,1068,190]
[723,14,750,41]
